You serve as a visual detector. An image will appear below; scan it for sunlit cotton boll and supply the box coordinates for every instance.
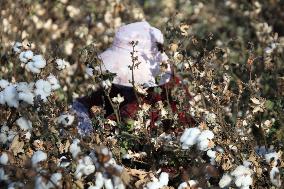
[270,167,281,187]
[180,127,201,149]
[3,85,19,108]
[231,165,253,188]
[0,79,9,89]
[16,117,32,131]
[26,62,41,74]
[31,150,47,167]
[19,50,34,63]
[70,139,81,159]
[12,42,22,53]
[57,114,75,126]
[0,152,9,165]
[55,59,69,70]
[34,79,52,102]
[219,174,232,188]
[25,55,46,74]
[197,130,214,151]
[16,82,35,105]
[86,64,94,77]
[146,172,169,189]
[47,74,60,90]
[74,156,96,179]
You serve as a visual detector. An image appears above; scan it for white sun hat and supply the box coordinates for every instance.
[98,21,172,87]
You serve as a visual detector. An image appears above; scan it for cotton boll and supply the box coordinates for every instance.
[104,178,114,189]
[4,85,19,108]
[0,133,8,144]
[25,62,41,74]
[12,42,22,53]
[0,168,8,181]
[265,152,280,167]
[32,55,46,69]
[0,91,5,105]
[0,79,9,89]
[95,172,104,188]
[70,139,81,159]
[146,182,162,189]
[47,74,60,90]
[197,130,214,151]
[219,174,232,188]
[159,172,169,186]
[55,59,70,70]
[83,164,96,175]
[0,152,9,165]
[19,51,32,63]
[180,127,201,149]
[34,79,52,102]
[178,180,199,189]
[31,150,47,167]
[50,173,62,187]
[18,91,34,105]
[57,114,75,126]
[270,167,281,187]
[16,117,32,131]
[86,65,94,77]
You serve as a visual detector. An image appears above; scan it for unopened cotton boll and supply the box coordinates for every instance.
[219,174,232,188]
[16,117,32,131]
[180,127,201,149]
[0,152,9,165]
[4,85,19,108]
[34,79,52,102]
[31,150,47,167]
[70,139,81,158]
[57,114,75,126]
[47,74,60,90]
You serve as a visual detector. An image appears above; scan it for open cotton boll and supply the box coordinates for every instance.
[34,79,52,102]
[55,59,70,70]
[86,64,94,77]
[31,150,47,167]
[57,114,75,126]
[19,50,34,63]
[4,85,19,108]
[0,168,8,181]
[94,172,104,188]
[16,117,32,131]
[270,167,281,187]
[265,152,280,166]
[197,130,214,151]
[47,74,60,90]
[180,127,201,149]
[104,178,114,189]
[231,165,253,188]
[26,62,41,74]
[178,180,200,189]
[70,139,81,159]
[219,174,232,188]
[0,152,9,165]
[158,172,169,186]
[0,79,9,89]
[50,173,62,187]
[12,42,22,53]
[32,55,46,69]
[0,91,5,105]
